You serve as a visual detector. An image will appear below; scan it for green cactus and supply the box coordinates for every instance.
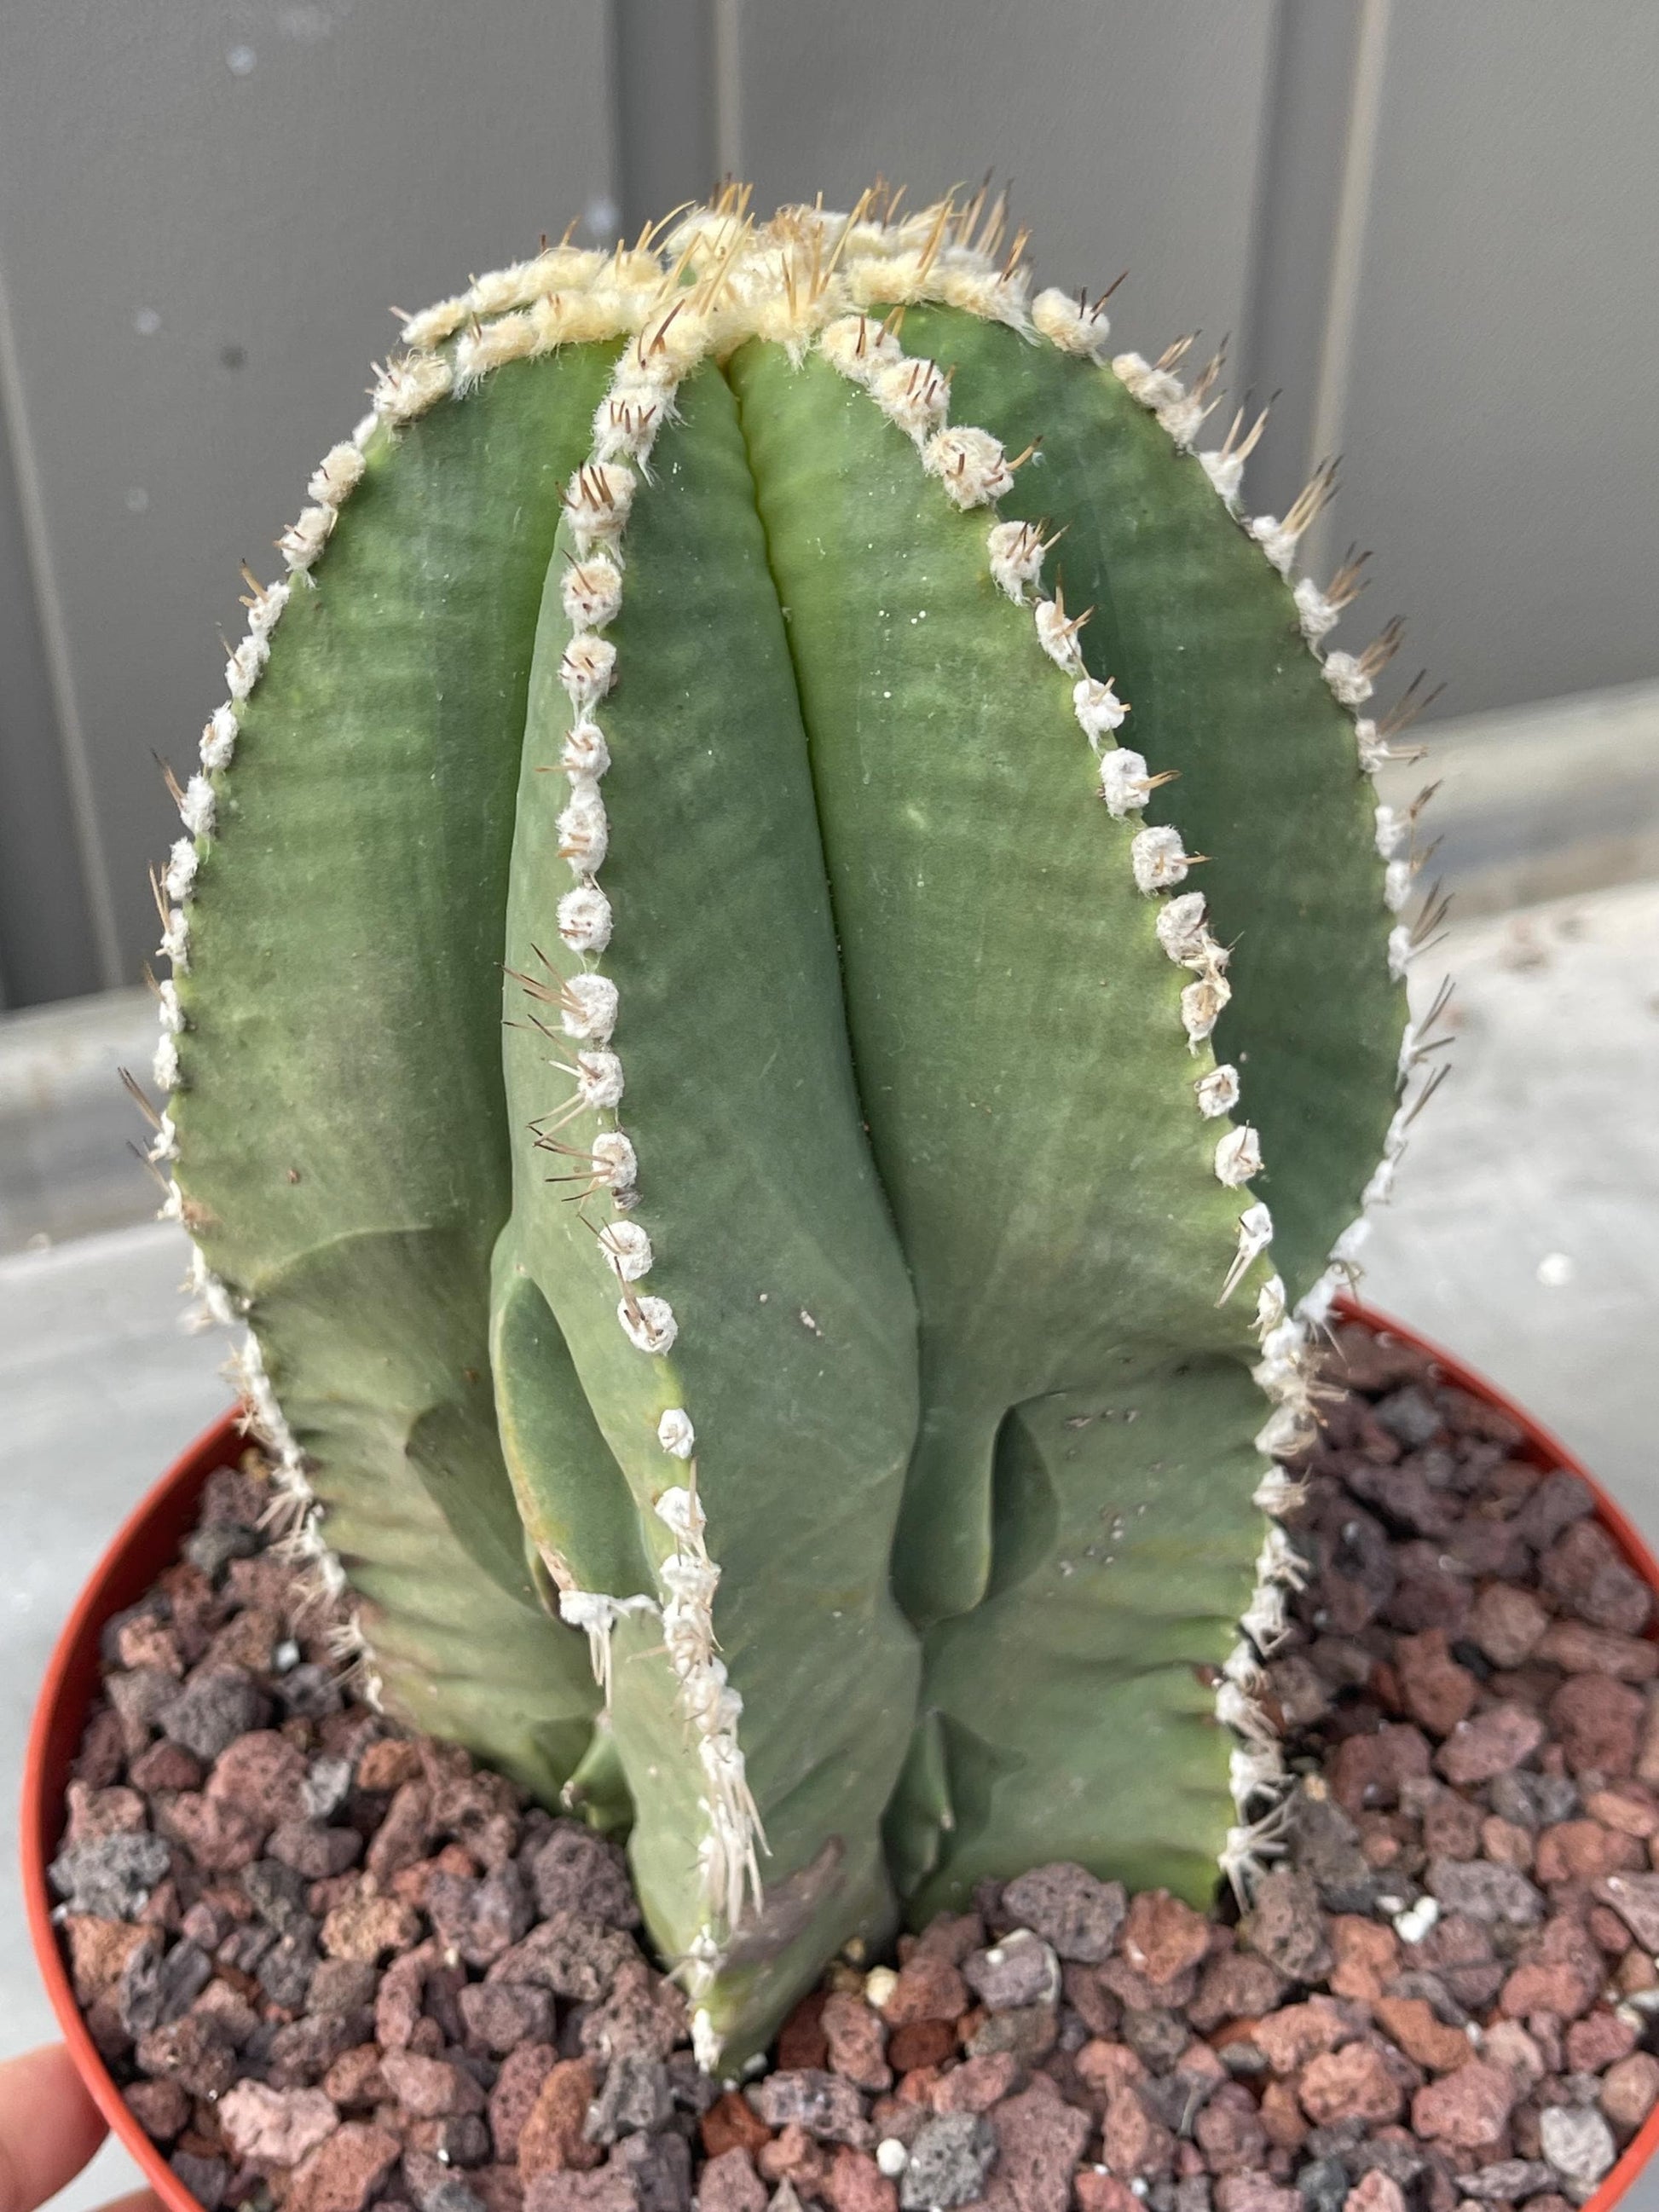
[151,185,1437,2065]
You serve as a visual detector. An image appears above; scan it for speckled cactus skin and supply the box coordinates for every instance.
[150,186,1437,2065]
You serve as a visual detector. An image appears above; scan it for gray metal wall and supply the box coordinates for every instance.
[2,0,1656,1007]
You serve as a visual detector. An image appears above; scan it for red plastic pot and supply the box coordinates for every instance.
[22,1306,1659,2212]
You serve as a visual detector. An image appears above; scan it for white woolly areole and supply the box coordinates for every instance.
[246,580,290,645]
[308,442,366,507]
[590,1131,637,1193]
[1322,650,1373,707]
[598,1219,653,1283]
[1130,824,1192,894]
[1032,287,1111,359]
[559,1588,660,1708]
[561,972,618,1043]
[153,1032,180,1091]
[1073,676,1128,749]
[1215,1124,1263,1187]
[373,350,453,425]
[280,505,335,574]
[1112,353,1183,411]
[1195,1065,1240,1118]
[574,1050,625,1111]
[562,557,624,632]
[1355,719,1390,775]
[563,462,635,551]
[1181,972,1231,1048]
[558,782,609,874]
[225,635,268,702]
[559,634,617,710]
[870,356,950,445]
[1363,1156,1396,1207]
[1098,748,1155,818]
[1033,598,1086,674]
[164,838,199,903]
[1255,1274,1288,1334]
[618,1294,677,1355]
[557,884,612,953]
[157,978,185,1035]
[1387,923,1413,980]
[923,426,1013,509]
[1384,858,1414,914]
[1199,448,1246,506]
[657,1407,696,1459]
[1374,803,1406,859]
[1331,1217,1372,1266]
[1157,392,1207,451]
[180,774,215,839]
[159,908,189,970]
[1246,515,1299,577]
[987,519,1046,603]
[562,721,611,780]
[592,393,664,466]
[818,315,904,384]
[1294,576,1339,644]
[1156,892,1210,966]
[200,705,237,772]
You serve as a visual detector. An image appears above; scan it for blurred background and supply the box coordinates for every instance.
[1,3,1656,2197]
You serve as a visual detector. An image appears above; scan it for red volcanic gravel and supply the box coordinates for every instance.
[49,1325,1659,2212]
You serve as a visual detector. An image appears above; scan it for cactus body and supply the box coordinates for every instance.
[156,193,1430,2064]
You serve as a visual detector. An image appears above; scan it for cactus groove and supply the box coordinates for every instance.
[151,186,1432,2065]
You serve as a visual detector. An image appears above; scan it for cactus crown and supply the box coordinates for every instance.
[148,182,1439,2065]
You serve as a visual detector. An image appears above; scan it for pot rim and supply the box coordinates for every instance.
[21,1303,1659,2212]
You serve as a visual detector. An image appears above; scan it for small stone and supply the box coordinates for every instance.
[1539,2105,1616,2192]
[748,2071,873,2150]
[759,2126,828,2198]
[529,1822,639,1928]
[700,2151,768,2212]
[522,2174,637,2212]
[1246,1873,1332,1984]
[1594,1869,1659,1949]
[366,1779,436,1882]
[49,1833,173,1919]
[267,2010,369,2089]
[610,2131,691,2212]
[882,1954,968,2027]
[1342,2175,1404,2212]
[1449,2160,1554,2203]
[135,2013,238,2098]
[964,2002,1057,2063]
[1191,1952,1290,2031]
[279,1663,346,1718]
[1540,1620,1659,1682]
[887,2019,957,2073]
[321,1888,421,1961]
[1122,1891,1211,1985]
[584,2055,671,2144]
[1467,1585,1550,1670]
[998,1863,1126,1962]
[1409,2060,1517,2152]
[1211,2179,1300,2212]
[1252,2000,1352,2076]
[119,1932,212,2035]
[1101,2088,1174,2181]
[160,1668,269,1761]
[899,2114,994,2211]
[170,2151,229,2209]
[310,1957,379,2012]
[825,2146,899,2212]
[1294,2157,1350,2212]
[701,2090,772,2158]
[821,1990,892,2091]
[1499,1914,1602,2021]
[1194,2084,1269,2174]
[209,1730,310,1826]
[270,1822,364,1878]
[1541,1522,1652,1637]
[963,1930,1061,2013]
[322,2047,388,2110]
[157,1793,265,1873]
[430,1862,535,1968]
[1435,1703,1546,1787]
[258,1927,323,2008]
[1298,2046,1402,2128]
[460,1979,556,2054]
[1395,1632,1478,1736]
[517,2060,601,2176]
[1326,1920,1400,2007]
[930,2053,1019,2115]
[486,1912,638,2001]
[219,2081,340,2167]
[981,2083,1090,2212]
[383,2050,486,2119]
[1372,1997,1470,2073]
[1425,1858,1544,1926]
[286,2122,402,2212]
[1601,2052,1659,2132]
[579,1957,686,2066]
[488,2042,558,2159]
[125,2075,191,2141]
[1551,1673,1645,1776]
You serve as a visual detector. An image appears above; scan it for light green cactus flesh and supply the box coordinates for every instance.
[160,191,1415,2064]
